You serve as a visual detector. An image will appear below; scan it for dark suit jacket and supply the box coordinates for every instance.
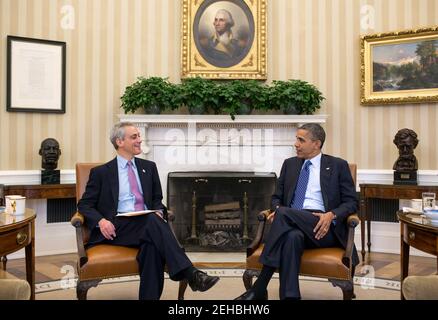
[271,154,358,251]
[77,157,167,233]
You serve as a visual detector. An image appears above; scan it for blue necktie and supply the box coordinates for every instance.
[291,160,311,210]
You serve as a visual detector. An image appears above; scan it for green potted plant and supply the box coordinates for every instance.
[268,79,325,115]
[219,80,268,120]
[179,77,219,114]
[121,76,177,114]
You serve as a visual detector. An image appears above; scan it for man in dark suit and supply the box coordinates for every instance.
[236,123,358,300]
[77,122,219,300]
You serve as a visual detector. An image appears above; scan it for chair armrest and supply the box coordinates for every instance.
[167,210,175,222]
[71,211,84,227]
[246,209,271,257]
[70,212,88,267]
[342,213,360,267]
[346,214,360,228]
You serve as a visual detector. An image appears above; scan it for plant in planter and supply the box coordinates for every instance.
[219,80,268,120]
[268,79,325,115]
[179,77,220,114]
[121,76,177,114]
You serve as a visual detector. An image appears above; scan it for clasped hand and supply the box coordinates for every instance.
[267,208,335,240]
[312,211,335,240]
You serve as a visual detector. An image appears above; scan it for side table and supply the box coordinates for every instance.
[397,211,438,300]
[0,209,36,300]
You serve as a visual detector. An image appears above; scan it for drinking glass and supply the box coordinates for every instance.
[422,192,436,212]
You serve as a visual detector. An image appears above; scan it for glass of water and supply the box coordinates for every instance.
[422,192,436,212]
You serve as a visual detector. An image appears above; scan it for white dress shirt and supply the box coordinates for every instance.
[116,155,146,213]
[302,152,325,212]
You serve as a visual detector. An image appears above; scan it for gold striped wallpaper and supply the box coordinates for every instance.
[0,0,437,170]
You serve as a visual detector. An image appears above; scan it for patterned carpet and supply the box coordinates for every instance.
[3,252,436,300]
[34,269,401,300]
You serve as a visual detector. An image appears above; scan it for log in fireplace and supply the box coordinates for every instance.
[167,172,276,252]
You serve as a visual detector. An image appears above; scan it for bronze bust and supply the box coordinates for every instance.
[39,138,61,184]
[39,138,61,170]
[393,128,418,171]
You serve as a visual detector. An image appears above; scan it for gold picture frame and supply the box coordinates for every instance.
[360,26,438,105]
[181,0,267,79]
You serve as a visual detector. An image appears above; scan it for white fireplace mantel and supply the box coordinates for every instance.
[119,114,328,157]
[116,114,328,202]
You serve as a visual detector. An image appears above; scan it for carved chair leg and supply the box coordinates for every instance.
[329,279,354,300]
[351,265,356,299]
[76,279,102,300]
[1,256,7,270]
[178,279,188,300]
[243,269,261,290]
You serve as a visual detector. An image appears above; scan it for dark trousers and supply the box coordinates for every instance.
[260,207,340,299]
[88,213,192,300]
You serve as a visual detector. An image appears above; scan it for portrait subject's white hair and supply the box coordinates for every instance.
[215,9,235,28]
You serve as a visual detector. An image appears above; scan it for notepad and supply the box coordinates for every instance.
[116,210,160,217]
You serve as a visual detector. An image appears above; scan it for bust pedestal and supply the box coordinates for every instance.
[41,170,60,185]
[393,170,417,185]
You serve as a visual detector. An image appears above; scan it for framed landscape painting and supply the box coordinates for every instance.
[361,26,438,105]
[181,0,267,79]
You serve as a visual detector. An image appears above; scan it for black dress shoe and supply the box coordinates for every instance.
[188,270,220,292]
[234,288,268,300]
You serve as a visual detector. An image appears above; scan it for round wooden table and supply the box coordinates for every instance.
[397,211,438,300]
[0,208,36,299]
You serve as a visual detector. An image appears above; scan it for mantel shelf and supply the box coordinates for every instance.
[117,114,328,155]
[118,114,328,125]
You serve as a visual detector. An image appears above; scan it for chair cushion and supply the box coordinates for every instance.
[300,248,351,279]
[246,244,351,280]
[79,245,139,280]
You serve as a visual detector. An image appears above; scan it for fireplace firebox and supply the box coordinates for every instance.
[167,172,276,252]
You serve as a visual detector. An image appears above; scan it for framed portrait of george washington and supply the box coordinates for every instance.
[181,0,267,79]
[361,26,438,105]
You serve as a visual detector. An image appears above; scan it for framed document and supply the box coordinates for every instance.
[181,0,267,79]
[7,35,66,113]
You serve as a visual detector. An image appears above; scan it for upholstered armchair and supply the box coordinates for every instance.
[0,278,31,300]
[71,163,184,300]
[402,275,438,300]
[243,164,359,300]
